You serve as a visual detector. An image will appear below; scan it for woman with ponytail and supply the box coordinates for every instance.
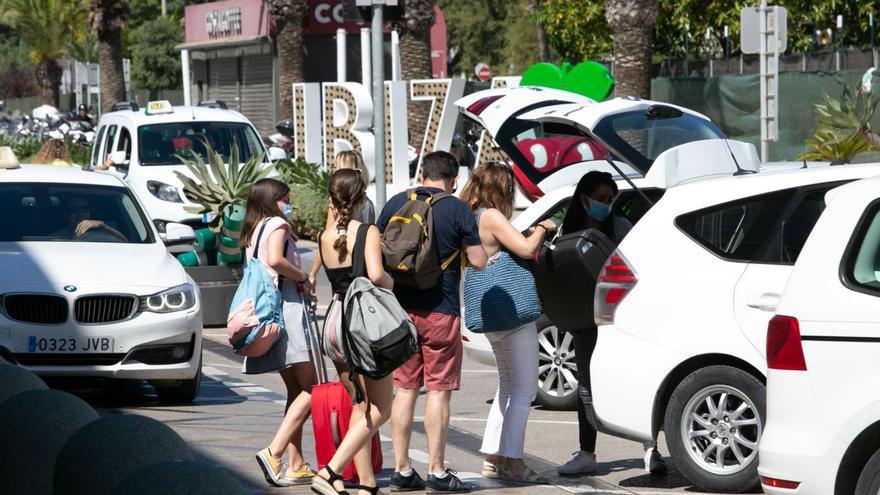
[240,178,318,487]
[311,169,396,495]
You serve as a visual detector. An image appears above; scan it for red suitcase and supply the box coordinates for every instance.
[305,299,382,481]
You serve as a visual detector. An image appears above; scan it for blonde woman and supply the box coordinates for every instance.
[459,162,555,484]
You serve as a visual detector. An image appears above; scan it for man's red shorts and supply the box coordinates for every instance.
[392,310,463,391]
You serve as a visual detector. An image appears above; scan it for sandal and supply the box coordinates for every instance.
[310,465,350,495]
[481,460,503,479]
[500,465,550,485]
[354,484,381,495]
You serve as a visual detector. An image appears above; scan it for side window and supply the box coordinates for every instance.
[779,190,830,263]
[102,125,118,162]
[117,127,132,161]
[613,188,665,225]
[91,126,107,166]
[676,190,794,262]
[845,201,880,295]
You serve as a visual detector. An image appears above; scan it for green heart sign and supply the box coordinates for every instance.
[520,61,615,101]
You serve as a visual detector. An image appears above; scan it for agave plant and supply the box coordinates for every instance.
[795,129,875,164]
[173,142,274,233]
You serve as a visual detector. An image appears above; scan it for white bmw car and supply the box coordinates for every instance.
[0,164,203,402]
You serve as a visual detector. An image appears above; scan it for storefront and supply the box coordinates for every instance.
[178,0,276,136]
[179,0,449,138]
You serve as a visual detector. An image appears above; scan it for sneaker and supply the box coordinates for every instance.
[280,463,316,486]
[390,469,426,492]
[425,470,471,494]
[645,448,667,475]
[255,447,285,486]
[558,451,597,476]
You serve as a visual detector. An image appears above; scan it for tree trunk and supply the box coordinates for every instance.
[274,15,305,120]
[98,29,126,113]
[396,0,435,148]
[35,59,62,106]
[605,0,658,99]
[528,0,551,62]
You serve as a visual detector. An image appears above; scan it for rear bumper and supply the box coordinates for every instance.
[758,372,842,495]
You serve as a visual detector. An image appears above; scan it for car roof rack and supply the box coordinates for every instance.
[198,100,228,109]
[110,101,139,112]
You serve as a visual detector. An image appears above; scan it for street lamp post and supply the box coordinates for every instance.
[725,25,730,74]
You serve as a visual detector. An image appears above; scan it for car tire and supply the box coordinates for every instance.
[855,448,880,495]
[154,357,202,404]
[535,316,579,411]
[664,365,765,493]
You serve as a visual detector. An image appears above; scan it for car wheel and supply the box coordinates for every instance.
[536,316,578,411]
[664,365,765,492]
[856,448,880,495]
[154,358,202,404]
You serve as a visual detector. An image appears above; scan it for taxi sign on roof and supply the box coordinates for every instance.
[146,100,174,115]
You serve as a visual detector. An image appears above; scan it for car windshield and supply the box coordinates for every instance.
[137,122,265,165]
[0,183,153,243]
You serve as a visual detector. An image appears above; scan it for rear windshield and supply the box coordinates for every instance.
[0,183,153,243]
[593,109,725,173]
[138,122,264,166]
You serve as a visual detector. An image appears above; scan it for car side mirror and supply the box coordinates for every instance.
[268,146,287,162]
[162,222,196,246]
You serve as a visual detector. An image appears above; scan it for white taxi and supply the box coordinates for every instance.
[91,100,285,231]
[0,162,204,402]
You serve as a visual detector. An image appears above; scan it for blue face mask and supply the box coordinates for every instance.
[584,198,611,222]
[280,203,293,218]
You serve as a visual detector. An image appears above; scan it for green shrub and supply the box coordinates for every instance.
[276,157,330,192]
[65,138,92,166]
[288,183,328,240]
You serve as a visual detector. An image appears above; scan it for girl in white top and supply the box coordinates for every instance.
[241,178,318,487]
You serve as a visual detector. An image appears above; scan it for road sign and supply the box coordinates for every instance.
[475,63,492,81]
[740,6,787,54]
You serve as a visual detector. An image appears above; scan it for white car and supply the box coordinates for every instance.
[0,164,204,402]
[91,100,285,230]
[591,163,880,491]
[456,87,761,410]
[758,176,880,495]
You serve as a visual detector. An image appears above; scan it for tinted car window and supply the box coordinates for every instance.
[845,201,880,295]
[91,126,106,166]
[102,125,118,163]
[677,190,794,262]
[780,190,828,263]
[0,183,153,243]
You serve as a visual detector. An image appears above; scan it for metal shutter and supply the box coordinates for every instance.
[240,55,274,137]
[207,57,240,110]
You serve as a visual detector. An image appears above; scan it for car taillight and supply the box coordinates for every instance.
[766,315,807,371]
[760,476,801,490]
[466,95,504,116]
[594,250,637,326]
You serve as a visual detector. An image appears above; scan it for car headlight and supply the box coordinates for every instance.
[147,181,183,203]
[139,284,196,313]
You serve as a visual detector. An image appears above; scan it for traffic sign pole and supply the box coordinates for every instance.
[371,1,386,208]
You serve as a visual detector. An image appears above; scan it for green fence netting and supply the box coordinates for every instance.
[652,70,880,162]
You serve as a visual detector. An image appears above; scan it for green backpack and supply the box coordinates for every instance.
[381,189,460,289]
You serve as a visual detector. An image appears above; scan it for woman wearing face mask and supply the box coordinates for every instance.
[240,178,318,487]
[556,171,667,477]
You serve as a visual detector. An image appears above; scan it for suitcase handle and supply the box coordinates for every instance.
[304,298,329,384]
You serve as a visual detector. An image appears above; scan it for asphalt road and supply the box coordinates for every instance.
[62,241,750,495]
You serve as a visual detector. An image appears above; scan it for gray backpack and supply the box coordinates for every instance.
[342,225,418,383]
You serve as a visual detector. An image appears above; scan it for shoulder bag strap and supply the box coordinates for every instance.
[278,239,289,291]
[252,218,271,261]
[350,224,370,278]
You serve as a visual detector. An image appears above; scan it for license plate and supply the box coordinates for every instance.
[27,336,114,353]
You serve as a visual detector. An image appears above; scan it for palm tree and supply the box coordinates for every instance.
[269,0,307,120]
[89,0,130,114]
[0,0,87,106]
[395,0,436,146]
[604,0,658,99]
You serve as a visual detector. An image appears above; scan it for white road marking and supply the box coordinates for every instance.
[241,386,273,393]
[460,369,498,373]
[414,415,578,426]
[274,399,289,406]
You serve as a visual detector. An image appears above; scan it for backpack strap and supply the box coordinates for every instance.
[278,239,289,291]
[350,224,370,278]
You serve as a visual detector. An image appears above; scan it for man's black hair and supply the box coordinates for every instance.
[421,151,459,182]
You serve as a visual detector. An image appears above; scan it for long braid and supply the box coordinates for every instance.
[332,202,353,262]
[329,169,366,263]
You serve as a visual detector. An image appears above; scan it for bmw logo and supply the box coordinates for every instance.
[63,285,77,293]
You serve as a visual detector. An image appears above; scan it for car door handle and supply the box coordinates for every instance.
[746,293,781,312]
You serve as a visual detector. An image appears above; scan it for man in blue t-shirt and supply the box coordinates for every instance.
[377,151,487,493]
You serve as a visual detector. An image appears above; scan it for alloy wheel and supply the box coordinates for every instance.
[537,325,578,399]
